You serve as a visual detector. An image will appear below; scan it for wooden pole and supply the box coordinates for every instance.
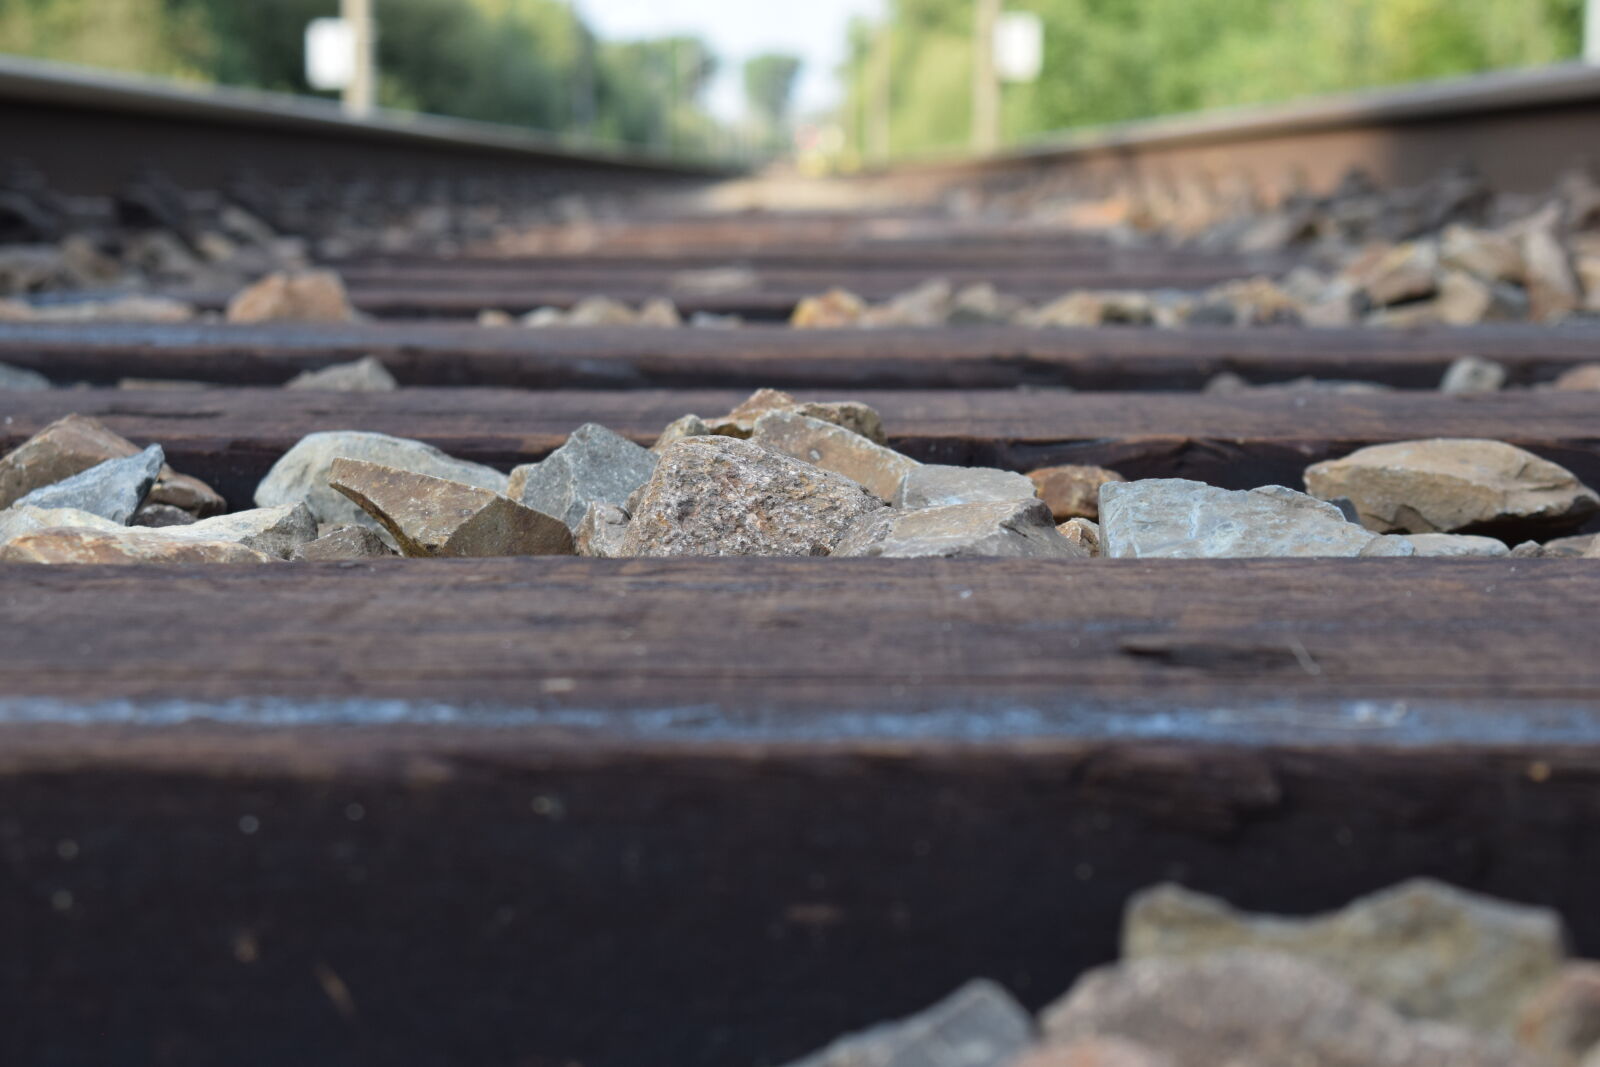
[341,0,376,118]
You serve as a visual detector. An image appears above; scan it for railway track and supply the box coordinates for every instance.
[3,59,1600,1067]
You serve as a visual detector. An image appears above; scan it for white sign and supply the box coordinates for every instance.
[306,18,356,91]
[994,12,1044,84]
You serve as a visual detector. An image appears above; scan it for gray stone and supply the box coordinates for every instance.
[255,431,508,530]
[130,503,198,528]
[1305,439,1600,536]
[1517,963,1600,1067]
[1,528,276,565]
[1439,356,1507,394]
[575,503,631,558]
[290,525,393,562]
[0,362,49,390]
[895,465,1037,510]
[1099,480,1415,559]
[785,980,1032,1067]
[285,356,398,392]
[1405,533,1511,558]
[16,445,162,524]
[835,498,1088,559]
[653,414,712,453]
[143,504,318,559]
[1041,951,1540,1067]
[1123,880,1566,1034]
[0,506,124,548]
[750,410,919,502]
[329,458,573,558]
[507,423,657,531]
[1543,533,1600,558]
[622,437,884,557]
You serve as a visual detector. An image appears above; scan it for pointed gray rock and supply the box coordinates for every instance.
[284,356,397,392]
[507,423,657,531]
[836,498,1088,559]
[255,431,508,530]
[16,445,162,523]
[1100,480,1415,559]
[785,980,1032,1067]
[895,465,1037,509]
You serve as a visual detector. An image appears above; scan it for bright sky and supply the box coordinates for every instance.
[579,0,884,122]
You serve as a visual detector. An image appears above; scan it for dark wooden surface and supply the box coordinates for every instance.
[2,558,1599,1067]
[3,321,1599,389]
[5,386,1599,510]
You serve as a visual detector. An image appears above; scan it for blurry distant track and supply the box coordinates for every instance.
[4,51,1600,1067]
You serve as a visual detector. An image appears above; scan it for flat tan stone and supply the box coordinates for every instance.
[1305,439,1600,535]
[329,458,573,558]
[0,506,124,548]
[750,411,918,502]
[790,288,866,328]
[1058,518,1101,555]
[1553,364,1600,391]
[0,528,276,564]
[836,498,1088,559]
[1029,465,1126,521]
[226,269,356,324]
[1355,240,1439,306]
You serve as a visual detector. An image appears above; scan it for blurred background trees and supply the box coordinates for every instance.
[839,0,1586,164]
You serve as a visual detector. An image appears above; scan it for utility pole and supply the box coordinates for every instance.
[1588,0,1600,64]
[972,0,1001,154]
[342,0,377,118]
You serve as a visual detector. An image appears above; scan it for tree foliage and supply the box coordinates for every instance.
[744,52,803,126]
[0,0,723,156]
[840,0,1586,163]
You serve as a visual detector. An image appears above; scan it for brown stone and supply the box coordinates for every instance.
[1541,533,1599,558]
[1354,240,1439,307]
[1028,465,1126,521]
[289,525,393,562]
[791,288,867,328]
[1553,365,1600,392]
[1517,963,1600,1066]
[1057,518,1101,555]
[1040,951,1542,1067]
[835,499,1089,560]
[130,503,197,528]
[1440,224,1524,283]
[653,414,713,453]
[1522,226,1583,322]
[1305,439,1600,536]
[0,528,276,565]
[226,269,356,324]
[622,437,884,557]
[750,411,919,503]
[147,472,227,518]
[0,413,225,516]
[329,458,574,558]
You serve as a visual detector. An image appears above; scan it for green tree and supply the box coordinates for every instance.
[744,52,802,127]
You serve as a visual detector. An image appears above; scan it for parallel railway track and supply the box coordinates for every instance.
[2,57,1600,1067]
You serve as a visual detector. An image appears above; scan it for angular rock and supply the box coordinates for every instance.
[289,525,393,562]
[565,295,637,326]
[0,414,222,517]
[0,505,124,547]
[701,390,888,444]
[1100,480,1414,559]
[791,288,867,328]
[507,423,657,530]
[895,465,1036,510]
[1542,533,1600,558]
[1355,240,1439,306]
[860,278,953,327]
[575,503,631,558]
[793,401,888,446]
[834,499,1089,560]
[1553,364,1600,392]
[1304,439,1600,536]
[1058,518,1101,556]
[950,282,1025,325]
[285,356,398,392]
[1586,540,1600,560]
[1517,963,1600,1066]
[144,504,317,559]
[1439,355,1507,394]
[1040,951,1540,1067]
[130,503,197,528]
[622,437,884,557]
[0,362,49,390]
[653,414,713,453]
[784,980,1032,1067]
[1512,540,1548,559]
[0,528,276,565]
[1028,465,1126,521]
[1437,272,1526,326]
[28,296,195,324]
[1406,533,1511,558]
[255,431,508,529]
[1123,880,1565,1034]
[1440,224,1524,283]
[1523,226,1583,322]
[329,459,573,558]
[16,445,162,523]
[750,411,918,503]
[636,297,683,327]
[226,269,356,324]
